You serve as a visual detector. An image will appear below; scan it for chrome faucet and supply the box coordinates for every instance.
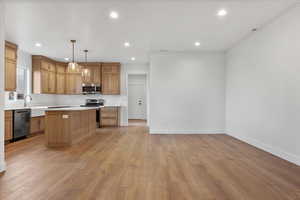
[24,95,32,107]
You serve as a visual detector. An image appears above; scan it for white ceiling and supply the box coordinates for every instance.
[4,0,299,63]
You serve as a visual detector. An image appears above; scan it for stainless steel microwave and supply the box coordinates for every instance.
[82,85,101,94]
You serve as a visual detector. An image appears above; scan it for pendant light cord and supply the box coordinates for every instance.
[72,42,75,63]
[85,51,87,66]
[70,40,76,63]
[84,50,88,67]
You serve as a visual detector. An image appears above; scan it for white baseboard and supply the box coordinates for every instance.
[227,132,300,166]
[150,129,225,134]
[120,122,128,126]
[0,160,6,173]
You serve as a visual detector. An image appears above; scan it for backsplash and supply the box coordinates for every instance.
[5,92,127,108]
[4,92,57,108]
[55,94,128,106]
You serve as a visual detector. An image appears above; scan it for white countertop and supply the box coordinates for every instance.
[5,105,121,117]
[4,104,121,111]
[4,106,48,111]
[45,106,102,111]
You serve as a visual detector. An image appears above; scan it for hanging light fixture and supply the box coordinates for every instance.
[83,49,89,75]
[68,40,80,71]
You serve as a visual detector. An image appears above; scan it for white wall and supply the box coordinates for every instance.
[226,5,300,165]
[149,52,225,134]
[0,0,5,172]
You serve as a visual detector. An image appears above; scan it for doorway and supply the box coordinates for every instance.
[128,74,147,126]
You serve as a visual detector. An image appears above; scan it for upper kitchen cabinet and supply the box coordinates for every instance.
[56,62,66,94]
[101,63,120,95]
[79,62,101,86]
[65,65,82,94]
[32,56,57,94]
[5,41,17,91]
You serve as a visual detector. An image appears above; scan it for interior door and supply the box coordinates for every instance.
[128,83,146,119]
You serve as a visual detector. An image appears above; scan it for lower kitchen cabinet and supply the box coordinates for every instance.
[5,111,13,141]
[30,116,45,134]
[100,107,119,127]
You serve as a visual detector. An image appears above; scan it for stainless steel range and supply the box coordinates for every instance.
[81,99,105,127]
[81,99,105,107]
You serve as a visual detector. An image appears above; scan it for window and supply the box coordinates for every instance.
[7,50,31,101]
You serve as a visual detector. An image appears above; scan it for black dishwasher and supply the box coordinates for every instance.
[13,109,31,140]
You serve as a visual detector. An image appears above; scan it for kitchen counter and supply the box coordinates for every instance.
[4,105,121,111]
[4,106,49,110]
[45,106,103,111]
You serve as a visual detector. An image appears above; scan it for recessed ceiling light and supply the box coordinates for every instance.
[35,43,42,47]
[124,42,130,47]
[131,57,136,61]
[64,58,69,61]
[217,9,228,17]
[194,42,201,47]
[110,11,119,19]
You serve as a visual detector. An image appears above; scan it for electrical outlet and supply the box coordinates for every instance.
[62,115,69,119]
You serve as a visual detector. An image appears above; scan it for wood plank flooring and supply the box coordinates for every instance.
[0,125,300,200]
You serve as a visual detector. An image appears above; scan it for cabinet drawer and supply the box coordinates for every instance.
[101,108,118,118]
[5,110,13,118]
[101,118,118,127]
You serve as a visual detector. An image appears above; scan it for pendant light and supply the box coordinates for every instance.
[68,40,80,71]
[82,49,91,78]
[83,49,89,75]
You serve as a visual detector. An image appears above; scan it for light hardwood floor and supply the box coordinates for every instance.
[1,125,300,200]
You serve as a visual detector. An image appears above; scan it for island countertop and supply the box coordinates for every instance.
[45,106,103,111]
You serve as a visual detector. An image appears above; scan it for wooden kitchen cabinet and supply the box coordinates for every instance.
[5,111,13,141]
[65,65,83,94]
[80,62,101,86]
[30,116,45,134]
[48,63,56,93]
[56,62,66,94]
[5,41,17,91]
[32,56,57,94]
[101,63,120,95]
[100,107,119,127]
[66,72,82,94]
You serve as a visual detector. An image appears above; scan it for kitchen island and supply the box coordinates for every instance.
[45,107,98,148]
